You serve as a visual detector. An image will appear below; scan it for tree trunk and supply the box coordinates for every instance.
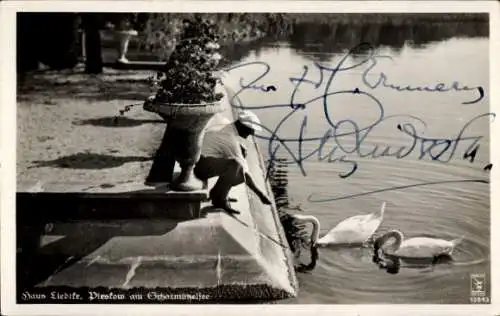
[82,14,103,74]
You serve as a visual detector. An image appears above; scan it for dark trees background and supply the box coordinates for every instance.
[17,13,148,78]
[17,13,81,74]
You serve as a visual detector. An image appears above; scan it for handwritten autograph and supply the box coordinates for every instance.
[361,54,484,105]
[223,42,492,198]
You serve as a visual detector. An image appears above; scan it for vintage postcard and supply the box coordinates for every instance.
[1,1,499,316]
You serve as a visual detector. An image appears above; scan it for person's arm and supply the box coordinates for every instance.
[233,138,271,205]
[243,171,272,205]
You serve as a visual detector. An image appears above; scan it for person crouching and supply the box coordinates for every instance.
[194,110,272,214]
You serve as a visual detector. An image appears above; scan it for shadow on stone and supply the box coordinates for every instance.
[30,152,151,170]
[126,179,199,194]
[200,205,240,218]
[17,219,181,290]
[18,77,154,102]
[129,182,172,193]
[81,182,121,191]
[73,116,165,128]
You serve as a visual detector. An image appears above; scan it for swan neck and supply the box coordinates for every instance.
[389,230,404,250]
[292,215,320,245]
[310,218,320,245]
[380,201,386,218]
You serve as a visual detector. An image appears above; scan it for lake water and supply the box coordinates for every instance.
[222,24,490,304]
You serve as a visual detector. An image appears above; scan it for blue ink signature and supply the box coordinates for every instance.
[239,76,277,92]
[224,43,492,179]
[226,42,485,108]
[361,54,485,105]
[308,179,489,203]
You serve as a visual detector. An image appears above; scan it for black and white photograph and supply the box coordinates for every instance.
[1,1,499,315]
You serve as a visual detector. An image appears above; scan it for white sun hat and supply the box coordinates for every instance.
[237,110,262,132]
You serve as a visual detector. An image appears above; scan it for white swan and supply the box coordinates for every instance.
[374,229,464,260]
[291,201,386,247]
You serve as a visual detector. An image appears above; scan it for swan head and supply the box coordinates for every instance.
[375,252,401,274]
[384,257,401,274]
[296,244,319,273]
[290,214,321,246]
[289,214,321,272]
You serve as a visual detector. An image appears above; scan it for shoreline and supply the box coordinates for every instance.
[112,12,488,62]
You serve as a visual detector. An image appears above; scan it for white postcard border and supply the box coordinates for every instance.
[1,1,498,315]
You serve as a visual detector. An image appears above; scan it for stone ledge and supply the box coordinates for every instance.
[17,161,209,220]
[17,176,209,221]
[17,180,208,199]
[17,176,298,301]
[17,192,205,221]
[17,131,298,302]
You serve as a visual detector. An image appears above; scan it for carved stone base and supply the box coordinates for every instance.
[171,166,204,191]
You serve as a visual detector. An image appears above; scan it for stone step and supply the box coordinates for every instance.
[16,134,299,302]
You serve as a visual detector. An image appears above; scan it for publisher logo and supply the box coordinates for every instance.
[470,273,486,297]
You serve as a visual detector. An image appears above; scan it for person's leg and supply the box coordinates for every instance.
[195,157,245,214]
[194,156,222,180]
[208,158,245,202]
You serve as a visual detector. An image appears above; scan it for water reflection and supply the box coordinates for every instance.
[225,26,489,303]
[288,20,488,61]
[224,15,488,65]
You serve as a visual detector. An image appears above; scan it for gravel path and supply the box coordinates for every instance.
[17,68,166,186]
[17,67,236,188]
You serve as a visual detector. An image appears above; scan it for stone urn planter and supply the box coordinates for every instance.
[143,16,226,191]
[116,29,138,63]
[143,92,225,191]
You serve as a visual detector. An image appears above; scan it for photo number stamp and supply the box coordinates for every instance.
[469,273,489,304]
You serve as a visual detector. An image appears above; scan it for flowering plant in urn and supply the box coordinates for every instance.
[144,16,226,191]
